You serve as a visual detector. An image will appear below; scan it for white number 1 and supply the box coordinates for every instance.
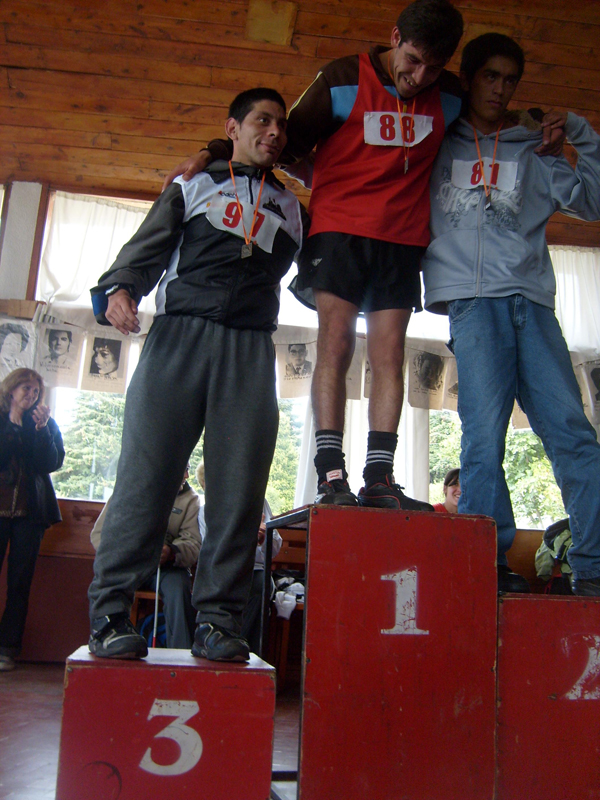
[562,634,600,700]
[139,699,203,776]
[381,568,429,636]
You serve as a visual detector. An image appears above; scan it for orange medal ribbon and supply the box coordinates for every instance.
[228,161,266,258]
[472,124,502,210]
[388,52,417,174]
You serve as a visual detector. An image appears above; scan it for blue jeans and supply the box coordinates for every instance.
[449,295,600,579]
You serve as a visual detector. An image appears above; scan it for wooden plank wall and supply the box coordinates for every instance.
[0,0,599,245]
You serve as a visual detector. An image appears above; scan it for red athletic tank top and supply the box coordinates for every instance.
[308,52,446,246]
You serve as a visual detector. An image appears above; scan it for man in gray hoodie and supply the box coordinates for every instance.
[421,33,600,596]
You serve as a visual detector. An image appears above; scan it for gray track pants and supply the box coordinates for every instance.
[88,314,279,634]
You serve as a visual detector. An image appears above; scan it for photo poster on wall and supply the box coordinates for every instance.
[575,358,600,426]
[275,326,317,399]
[80,332,130,394]
[511,401,530,430]
[406,343,448,411]
[273,326,363,400]
[442,357,459,412]
[36,324,84,389]
[0,318,36,380]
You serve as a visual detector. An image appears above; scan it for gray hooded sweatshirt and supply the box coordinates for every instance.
[422,112,600,314]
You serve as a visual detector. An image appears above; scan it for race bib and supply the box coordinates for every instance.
[205,193,281,253]
[364,111,433,147]
[451,159,518,192]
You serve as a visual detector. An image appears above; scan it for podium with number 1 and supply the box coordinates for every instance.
[298,505,498,800]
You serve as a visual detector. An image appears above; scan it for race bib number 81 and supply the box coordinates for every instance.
[206,193,281,253]
[364,111,433,147]
[451,158,518,192]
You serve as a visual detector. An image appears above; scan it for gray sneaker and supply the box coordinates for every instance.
[192,622,250,662]
[89,613,148,659]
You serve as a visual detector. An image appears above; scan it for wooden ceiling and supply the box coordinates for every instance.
[0,0,599,245]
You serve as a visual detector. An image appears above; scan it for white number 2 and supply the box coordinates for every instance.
[139,699,203,776]
[562,634,600,700]
[381,568,429,636]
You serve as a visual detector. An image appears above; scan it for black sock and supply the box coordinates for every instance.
[363,431,398,487]
[314,429,347,484]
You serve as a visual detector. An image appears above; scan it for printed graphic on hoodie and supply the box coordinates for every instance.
[435,164,523,232]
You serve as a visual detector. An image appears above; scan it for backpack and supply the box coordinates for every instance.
[138,612,167,647]
[535,518,573,595]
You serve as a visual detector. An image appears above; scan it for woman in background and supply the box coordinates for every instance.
[433,468,461,514]
[0,369,64,671]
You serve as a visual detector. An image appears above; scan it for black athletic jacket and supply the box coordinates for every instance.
[91,162,307,332]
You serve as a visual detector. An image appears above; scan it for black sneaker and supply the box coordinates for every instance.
[315,479,358,506]
[358,475,434,511]
[192,622,250,662]
[497,565,530,594]
[571,575,600,597]
[89,613,148,659]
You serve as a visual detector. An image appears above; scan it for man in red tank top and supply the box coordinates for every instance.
[291,0,464,511]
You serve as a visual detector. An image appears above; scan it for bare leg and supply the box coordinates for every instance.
[312,290,359,430]
[365,308,412,431]
[358,308,432,511]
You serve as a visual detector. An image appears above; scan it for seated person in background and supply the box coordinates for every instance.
[433,468,460,514]
[241,506,282,655]
[91,466,201,649]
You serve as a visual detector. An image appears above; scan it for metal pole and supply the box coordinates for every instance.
[152,564,161,647]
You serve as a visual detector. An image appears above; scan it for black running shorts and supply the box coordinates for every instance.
[293,232,424,313]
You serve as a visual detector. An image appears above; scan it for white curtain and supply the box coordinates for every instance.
[37,191,154,329]
[551,246,600,362]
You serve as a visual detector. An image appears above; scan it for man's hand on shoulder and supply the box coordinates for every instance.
[106,290,141,335]
[536,111,568,156]
[161,149,213,192]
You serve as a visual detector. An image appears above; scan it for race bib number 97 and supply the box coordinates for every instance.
[451,158,518,192]
[205,193,281,253]
[364,111,433,147]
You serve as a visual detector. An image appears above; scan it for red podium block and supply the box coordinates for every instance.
[299,507,498,800]
[497,595,600,800]
[56,647,276,800]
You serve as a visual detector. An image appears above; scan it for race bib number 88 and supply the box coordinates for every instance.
[206,193,281,253]
[364,111,433,147]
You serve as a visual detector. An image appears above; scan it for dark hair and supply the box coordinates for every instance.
[396,0,463,63]
[0,368,45,415]
[228,88,286,124]
[460,33,525,83]
[443,468,460,488]
[0,322,29,352]
[48,328,73,346]
[288,343,307,352]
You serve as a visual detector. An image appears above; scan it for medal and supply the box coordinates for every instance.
[388,52,416,175]
[228,161,266,259]
[472,123,502,211]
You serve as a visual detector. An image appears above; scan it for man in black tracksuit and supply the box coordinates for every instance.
[88,88,307,662]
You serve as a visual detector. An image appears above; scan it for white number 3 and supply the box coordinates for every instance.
[139,699,203,775]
